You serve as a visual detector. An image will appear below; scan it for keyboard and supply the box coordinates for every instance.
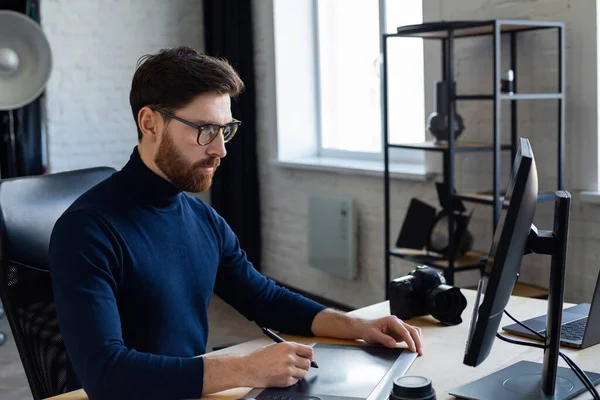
[539,317,587,342]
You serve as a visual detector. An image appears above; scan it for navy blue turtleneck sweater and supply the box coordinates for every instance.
[48,147,326,400]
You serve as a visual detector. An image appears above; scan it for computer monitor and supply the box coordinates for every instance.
[450,138,600,400]
[464,137,538,367]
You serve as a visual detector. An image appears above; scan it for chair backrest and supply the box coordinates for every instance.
[0,167,115,400]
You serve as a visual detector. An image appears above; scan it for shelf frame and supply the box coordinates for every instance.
[388,141,512,152]
[454,192,556,208]
[382,19,565,300]
[454,93,564,101]
[391,19,565,40]
[389,248,487,272]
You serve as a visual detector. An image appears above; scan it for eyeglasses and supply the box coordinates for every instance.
[154,109,242,146]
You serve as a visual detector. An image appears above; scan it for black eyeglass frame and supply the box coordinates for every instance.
[153,109,242,146]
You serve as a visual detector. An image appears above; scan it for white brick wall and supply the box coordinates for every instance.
[40,0,600,309]
[42,0,204,173]
[255,0,600,309]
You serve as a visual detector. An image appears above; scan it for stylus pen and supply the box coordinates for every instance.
[261,327,319,368]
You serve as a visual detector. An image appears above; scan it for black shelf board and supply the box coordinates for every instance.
[391,19,564,39]
[500,93,564,100]
[453,93,564,101]
[455,192,556,208]
[455,95,494,100]
[389,248,487,271]
[388,141,511,153]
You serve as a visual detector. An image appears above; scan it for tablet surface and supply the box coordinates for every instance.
[247,343,417,400]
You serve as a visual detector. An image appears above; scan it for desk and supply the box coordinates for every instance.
[45,290,600,400]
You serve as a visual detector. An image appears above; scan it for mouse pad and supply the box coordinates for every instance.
[253,343,412,400]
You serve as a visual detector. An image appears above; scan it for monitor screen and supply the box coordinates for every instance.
[464,138,538,367]
[485,146,523,273]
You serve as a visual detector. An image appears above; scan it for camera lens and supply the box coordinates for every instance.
[428,286,467,325]
[389,376,436,400]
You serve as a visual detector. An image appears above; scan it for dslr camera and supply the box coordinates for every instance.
[389,265,467,326]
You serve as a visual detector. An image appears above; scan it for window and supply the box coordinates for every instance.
[315,0,424,158]
[270,0,426,176]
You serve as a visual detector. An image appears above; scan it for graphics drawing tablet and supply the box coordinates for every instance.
[245,343,417,400]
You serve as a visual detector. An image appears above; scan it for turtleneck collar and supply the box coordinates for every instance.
[119,146,182,209]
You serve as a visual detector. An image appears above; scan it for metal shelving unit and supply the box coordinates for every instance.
[382,19,565,299]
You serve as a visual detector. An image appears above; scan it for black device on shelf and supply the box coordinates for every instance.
[450,138,600,400]
[427,80,465,142]
[395,198,437,251]
[395,188,474,260]
[382,19,565,298]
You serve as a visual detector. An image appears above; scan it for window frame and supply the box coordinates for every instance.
[312,0,425,166]
[270,0,428,178]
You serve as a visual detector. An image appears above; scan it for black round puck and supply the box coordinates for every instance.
[389,376,436,400]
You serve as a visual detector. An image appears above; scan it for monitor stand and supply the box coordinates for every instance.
[450,360,600,400]
[450,191,600,400]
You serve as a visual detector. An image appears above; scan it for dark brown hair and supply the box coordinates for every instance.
[129,46,245,140]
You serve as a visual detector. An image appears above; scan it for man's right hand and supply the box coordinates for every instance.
[202,341,315,395]
[243,342,314,388]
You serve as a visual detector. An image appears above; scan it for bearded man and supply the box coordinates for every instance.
[49,46,423,400]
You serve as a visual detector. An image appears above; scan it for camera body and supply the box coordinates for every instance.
[389,265,466,326]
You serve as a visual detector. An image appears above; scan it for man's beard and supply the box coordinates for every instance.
[154,130,220,193]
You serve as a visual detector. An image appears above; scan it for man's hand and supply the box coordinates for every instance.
[311,309,424,356]
[242,342,314,388]
[202,342,314,395]
[359,316,423,355]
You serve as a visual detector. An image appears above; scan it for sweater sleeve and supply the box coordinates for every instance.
[212,212,327,336]
[49,209,204,400]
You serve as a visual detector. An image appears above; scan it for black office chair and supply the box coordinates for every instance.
[0,167,116,400]
[0,301,6,346]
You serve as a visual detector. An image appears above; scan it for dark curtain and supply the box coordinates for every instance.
[203,0,262,271]
[0,0,44,179]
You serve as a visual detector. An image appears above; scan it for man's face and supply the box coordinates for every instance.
[154,93,231,193]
